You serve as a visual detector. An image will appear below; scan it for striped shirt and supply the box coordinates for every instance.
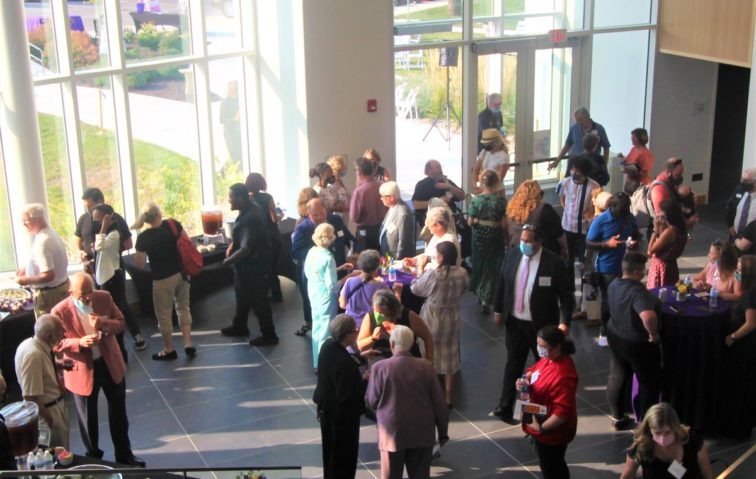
[558,177,600,234]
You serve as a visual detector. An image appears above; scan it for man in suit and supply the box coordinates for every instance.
[313,314,367,479]
[52,272,144,467]
[366,325,449,479]
[491,225,575,422]
[378,181,415,259]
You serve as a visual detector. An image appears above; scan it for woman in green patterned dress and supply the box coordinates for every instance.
[468,170,508,313]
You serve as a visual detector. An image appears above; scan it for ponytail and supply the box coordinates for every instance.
[130,203,160,230]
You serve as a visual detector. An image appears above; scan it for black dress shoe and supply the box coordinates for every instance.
[490,406,516,423]
[85,449,104,459]
[221,325,250,337]
[249,335,279,346]
[115,455,146,468]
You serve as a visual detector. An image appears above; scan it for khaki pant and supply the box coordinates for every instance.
[39,400,69,450]
[152,272,192,334]
[33,279,70,317]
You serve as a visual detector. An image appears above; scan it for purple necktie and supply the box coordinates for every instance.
[515,256,530,313]
[738,193,751,235]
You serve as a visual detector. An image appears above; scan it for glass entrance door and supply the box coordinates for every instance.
[476,38,578,191]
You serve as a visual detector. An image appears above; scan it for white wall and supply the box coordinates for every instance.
[301,0,395,190]
[743,27,756,173]
[648,52,718,198]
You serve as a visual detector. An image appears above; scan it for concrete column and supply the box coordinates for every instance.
[743,26,756,172]
[0,0,47,265]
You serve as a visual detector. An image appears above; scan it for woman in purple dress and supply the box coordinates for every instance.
[339,250,389,328]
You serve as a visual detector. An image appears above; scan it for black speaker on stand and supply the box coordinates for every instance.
[423,47,461,149]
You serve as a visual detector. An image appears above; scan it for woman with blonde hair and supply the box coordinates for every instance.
[621,403,713,479]
[507,180,567,259]
[132,203,194,360]
[472,128,510,191]
[363,148,392,182]
[304,223,355,370]
[326,154,351,221]
[296,187,319,223]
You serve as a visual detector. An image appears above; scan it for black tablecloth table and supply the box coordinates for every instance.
[650,285,731,432]
[0,310,36,403]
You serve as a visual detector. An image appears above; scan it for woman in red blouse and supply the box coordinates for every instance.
[517,325,578,479]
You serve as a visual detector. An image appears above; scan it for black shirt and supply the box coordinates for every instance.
[607,278,661,342]
[477,107,503,152]
[135,220,183,280]
[739,220,756,256]
[230,202,270,273]
[628,431,703,479]
[75,211,132,255]
[411,176,461,224]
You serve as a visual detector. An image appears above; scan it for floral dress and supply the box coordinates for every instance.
[646,228,687,288]
[468,193,507,304]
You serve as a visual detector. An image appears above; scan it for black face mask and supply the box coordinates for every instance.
[91,221,102,234]
[742,181,754,191]
[325,175,336,185]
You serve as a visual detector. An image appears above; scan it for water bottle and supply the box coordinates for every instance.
[35,450,44,470]
[684,275,693,290]
[520,374,530,402]
[713,260,720,284]
[26,451,35,470]
[388,265,397,282]
[658,287,668,303]
[709,285,719,308]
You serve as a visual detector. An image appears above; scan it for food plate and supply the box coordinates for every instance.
[56,464,123,479]
[0,288,32,313]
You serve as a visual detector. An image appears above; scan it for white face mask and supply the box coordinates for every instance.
[537,344,548,359]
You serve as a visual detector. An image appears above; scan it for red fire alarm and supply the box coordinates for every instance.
[367,99,377,112]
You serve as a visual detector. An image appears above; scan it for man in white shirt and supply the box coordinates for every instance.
[558,155,601,290]
[15,203,69,317]
[14,314,70,448]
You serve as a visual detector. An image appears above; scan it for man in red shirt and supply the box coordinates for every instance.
[350,157,388,252]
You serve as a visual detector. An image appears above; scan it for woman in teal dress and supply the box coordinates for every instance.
[305,223,354,370]
[468,170,508,313]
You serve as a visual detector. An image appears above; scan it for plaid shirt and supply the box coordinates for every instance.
[558,177,600,234]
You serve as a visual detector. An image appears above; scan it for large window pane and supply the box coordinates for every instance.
[128,69,202,236]
[395,48,464,193]
[34,85,77,263]
[67,0,111,71]
[122,2,191,64]
[590,31,650,156]
[394,1,463,44]
[205,0,241,54]
[75,77,123,213]
[593,0,652,28]
[472,0,584,38]
[0,139,16,272]
[209,59,244,213]
[25,0,59,77]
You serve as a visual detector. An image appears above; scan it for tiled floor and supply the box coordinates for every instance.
[66,203,755,478]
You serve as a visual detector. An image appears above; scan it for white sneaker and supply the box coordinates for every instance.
[597,335,609,348]
[134,334,147,351]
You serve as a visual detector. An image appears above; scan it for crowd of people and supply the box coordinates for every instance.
[2,104,755,478]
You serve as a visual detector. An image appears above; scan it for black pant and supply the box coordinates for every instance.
[319,411,360,479]
[598,272,619,335]
[564,231,586,291]
[354,225,381,253]
[233,269,276,338]
[606,331,661,420]
[498,318,538,411]
[268,236,282,300]
[73,358,132,460]
[100,269,141,337]
[533,440,569,479]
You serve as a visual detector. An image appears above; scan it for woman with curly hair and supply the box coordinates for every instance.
[310,162,341,215]
[363,147,392,182]
[621,403,713,479]
[296,187,320,223]
[507,180,567,259]
[326,154,351,218]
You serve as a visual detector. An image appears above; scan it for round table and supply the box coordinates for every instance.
[648,285,731,432]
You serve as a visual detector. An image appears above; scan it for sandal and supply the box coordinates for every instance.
[151,350,177,361]
[294,324,311,336]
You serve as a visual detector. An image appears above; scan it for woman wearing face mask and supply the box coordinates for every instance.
[516,326,578,479]
[310,162,340,215]
[472,128,510,192]
[647,199,688,289]
[621,402,713,479]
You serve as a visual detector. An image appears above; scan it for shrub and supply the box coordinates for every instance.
[127,71,151,89]
[158,31,183,52]
[136,23,160,50]
[70,31,99,68]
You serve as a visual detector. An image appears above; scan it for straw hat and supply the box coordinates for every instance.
[593,191,613,211]
[480,128,504,145]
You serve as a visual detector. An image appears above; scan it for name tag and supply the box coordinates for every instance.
[667,460,686,479]
[530,370,540,384]
[358,229,367,237]
[539,277,551,287]
[337,230,344,238]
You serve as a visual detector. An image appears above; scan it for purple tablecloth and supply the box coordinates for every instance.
[637,285,732,431]
[381,269,424,314]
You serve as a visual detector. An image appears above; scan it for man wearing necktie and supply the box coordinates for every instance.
[732,169,756,237]
[490,225,575,423]
[14,314,70,448]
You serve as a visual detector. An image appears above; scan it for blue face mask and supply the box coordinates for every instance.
[490,107,501,114]
[339,171,347,178]
[736,270,742,281]
[74,298,93,315]
[537,345,548,359]
[520,242,535,257]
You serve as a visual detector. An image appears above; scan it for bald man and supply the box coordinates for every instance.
[52,272,144,467]
[290,198,353,335]
[15,314,69,448]
[730,168,756,238]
